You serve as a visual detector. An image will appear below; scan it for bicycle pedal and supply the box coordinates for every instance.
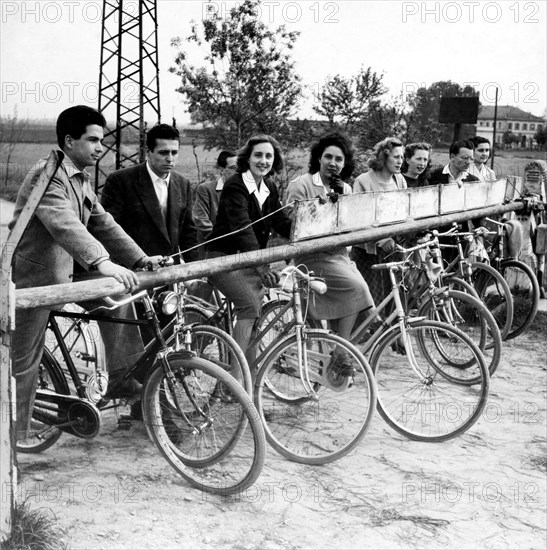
[117,415,133,430]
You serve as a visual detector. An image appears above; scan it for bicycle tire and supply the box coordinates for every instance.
[499,259,540,340]
[370,320,489,442]
[418,289,502,377]
[166,324,252,395]
[142,354,265,495]
[255,329,377,465]
[16,349,68,453]
[447,263,514,340]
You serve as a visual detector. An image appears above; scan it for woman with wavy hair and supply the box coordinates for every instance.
[351,137,407,307]
[206,135,291,362]
[401,142,432,188]
[286,132,375,363]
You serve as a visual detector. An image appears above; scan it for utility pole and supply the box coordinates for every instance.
[96,0,161,194]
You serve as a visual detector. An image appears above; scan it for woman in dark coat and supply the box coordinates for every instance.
[206,135,291,361]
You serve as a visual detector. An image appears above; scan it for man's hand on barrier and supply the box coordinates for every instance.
[97,260,139,291]
[256,264,280,288]
[135,255,171,271]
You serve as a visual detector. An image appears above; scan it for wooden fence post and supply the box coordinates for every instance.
[0,150,63,542]
[0,267,16,543]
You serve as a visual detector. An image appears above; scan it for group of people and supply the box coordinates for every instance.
[10,104,498,441]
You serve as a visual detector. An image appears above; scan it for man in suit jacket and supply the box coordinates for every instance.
[101,124,198,265]
[429,139,480,186]
[192,150,237,248]
[10,106,163,441]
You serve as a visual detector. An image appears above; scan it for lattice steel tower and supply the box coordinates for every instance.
[96,0,161,192]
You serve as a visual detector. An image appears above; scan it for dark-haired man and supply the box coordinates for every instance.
[429,139,480,186]
[193,150,237,247]
[9,106,164,441]
[101,124,198,264]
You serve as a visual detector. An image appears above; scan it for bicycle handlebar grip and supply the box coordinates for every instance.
[309,279,327,295]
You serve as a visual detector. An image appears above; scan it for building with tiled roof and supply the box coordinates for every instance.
[476,105,545,148]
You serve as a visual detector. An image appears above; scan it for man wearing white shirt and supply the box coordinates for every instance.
[429,140,480,187]
[101,124,198,264]
[468,136,497,182]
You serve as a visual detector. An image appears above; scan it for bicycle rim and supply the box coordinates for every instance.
[500,260,540,340]
[372,320,489,442]
[142,355,265,495]
[255,330,377,464]
[167,324,252,395]
[419,290,502,377]
[470,263,514,340]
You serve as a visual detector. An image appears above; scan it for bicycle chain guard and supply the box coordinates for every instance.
[33,389,101,439]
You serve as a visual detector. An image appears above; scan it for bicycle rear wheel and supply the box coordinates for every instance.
[16,349,68,453]
[187,325,252,395]
[469,263,514,340]
[371,320,489,442]
[499,259,540,339]
[418,289,502,377]
[142,354,265,495]
[255,330,377,464]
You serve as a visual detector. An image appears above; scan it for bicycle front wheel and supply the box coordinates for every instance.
[499,259,540,339]
[371,320,489,442]
[255,330,377,465]
[142,355,265,495]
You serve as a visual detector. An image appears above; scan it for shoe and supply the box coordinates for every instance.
[97,371,142,406]
[327,351,356,378]
[390,339,406,355]
[130,400,143,421]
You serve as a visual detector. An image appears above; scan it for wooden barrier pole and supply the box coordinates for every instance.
[16,200,525,311]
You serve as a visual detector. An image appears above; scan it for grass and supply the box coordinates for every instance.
[1,142,544,203]
[3,499,68,550]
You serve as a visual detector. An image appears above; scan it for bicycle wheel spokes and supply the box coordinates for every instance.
[256,331,376,464]
[143,356,265,495]
[372,321,489,442]
[422,290,502,377]
[187,325,252,395]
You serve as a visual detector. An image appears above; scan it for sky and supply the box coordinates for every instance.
[1,0,546,124]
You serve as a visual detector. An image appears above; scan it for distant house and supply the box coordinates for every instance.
[476,105,545,148]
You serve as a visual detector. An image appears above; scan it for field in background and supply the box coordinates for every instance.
[0,141,544,202]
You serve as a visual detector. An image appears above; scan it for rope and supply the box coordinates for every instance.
[168,201,296,261]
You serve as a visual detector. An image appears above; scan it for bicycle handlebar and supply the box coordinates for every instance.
[96,290,149,311]
[279,266,328,295]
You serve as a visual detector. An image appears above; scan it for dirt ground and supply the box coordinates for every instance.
[12,312,547,550]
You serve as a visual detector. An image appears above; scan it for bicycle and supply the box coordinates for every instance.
[17,287,265,495]
[395,235,503,377]
[250,266,377,464]
[436,224,515,341]
[482,217,540,339]
[259,237,502,379]
[340,255,490,442]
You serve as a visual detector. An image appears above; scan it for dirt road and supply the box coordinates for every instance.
[13,315,546,550]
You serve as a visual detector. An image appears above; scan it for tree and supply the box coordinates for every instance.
[533,126,547,150]
[404,81,480,145]
[0,106,27,186]
[313,67,387,133]
[170,0,302,150]
[355,97,408,151]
